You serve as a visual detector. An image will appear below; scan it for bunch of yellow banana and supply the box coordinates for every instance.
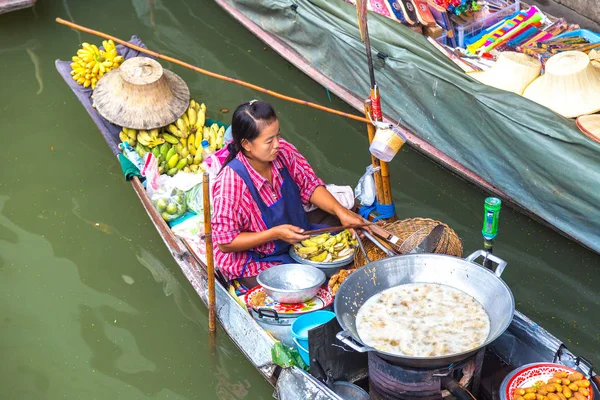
[202,123,226,151]
[118,128,165,148]
[293,230,358,263]
[70,40,124,89]
[119,127,138,147]
[166,100,206,141]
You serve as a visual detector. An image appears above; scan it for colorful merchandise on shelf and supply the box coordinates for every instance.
[467,6,543,54]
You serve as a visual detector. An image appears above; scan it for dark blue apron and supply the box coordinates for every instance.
[229,157,325,277]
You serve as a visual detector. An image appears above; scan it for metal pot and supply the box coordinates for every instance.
[250,307,298,347]
[334,250,515,369]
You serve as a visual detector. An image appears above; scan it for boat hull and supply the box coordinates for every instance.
[0,0,36,15]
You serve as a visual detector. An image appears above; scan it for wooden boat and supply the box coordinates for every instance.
[213,0,600,256]
[54,42,600,399]
[0,0,36,14]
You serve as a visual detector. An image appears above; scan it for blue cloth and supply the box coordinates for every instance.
[359,201,396,222]
[228,157,315,277]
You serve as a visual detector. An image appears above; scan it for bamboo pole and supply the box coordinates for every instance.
[55,18,369,124]
[364,100,385,206]
[355,2,395,222]
[365,96,395,221]
[202,173,216,333]
[369,89,394,212]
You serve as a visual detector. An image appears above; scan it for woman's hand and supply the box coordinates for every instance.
[335,208,372,233]
[309,186,372,233]
[270,224,310,244]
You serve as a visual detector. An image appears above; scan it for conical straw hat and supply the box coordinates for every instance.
[469,52,542,95]
[523,51,600,119]
[576,114,600,144]
[93,57,190,130]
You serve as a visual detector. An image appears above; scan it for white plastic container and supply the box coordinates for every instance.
[369,124,406,162]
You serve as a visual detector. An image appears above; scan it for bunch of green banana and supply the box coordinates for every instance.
[153,142,204,176]
[293,230,358,263]
[118,99,214,176]
[127,137,204,176]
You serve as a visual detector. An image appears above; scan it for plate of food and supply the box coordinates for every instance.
[501,363,593,400]
[289,229,357,274]
[244,285,333,315]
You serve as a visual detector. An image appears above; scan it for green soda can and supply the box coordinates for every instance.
[482,197,501,240]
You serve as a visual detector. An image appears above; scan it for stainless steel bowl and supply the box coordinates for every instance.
[257,264,326,303]
[288,248,354,277]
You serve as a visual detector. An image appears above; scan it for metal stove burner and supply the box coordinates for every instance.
[368,350,484,399]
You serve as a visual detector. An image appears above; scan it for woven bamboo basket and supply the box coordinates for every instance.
[354,218,463,268]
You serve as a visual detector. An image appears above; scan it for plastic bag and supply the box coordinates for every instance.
[142,153,160,197]
[271,342,308,371]
[304,184,354,212]
[166,171,204,192]
[171,214,206,258]
[143,153,200,222]
[150,187,187,222]
[185,183,212,217]
[355,165,380,207]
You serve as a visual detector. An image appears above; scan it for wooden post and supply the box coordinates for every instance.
[364,99,385,206]
[364,99,395,221]
[203,173,216,333]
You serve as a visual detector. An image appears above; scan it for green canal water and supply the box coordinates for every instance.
[1,0,598,398]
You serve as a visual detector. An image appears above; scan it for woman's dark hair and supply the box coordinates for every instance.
[221,100,277,169]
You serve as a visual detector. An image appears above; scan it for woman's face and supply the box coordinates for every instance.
[243,119,280,163]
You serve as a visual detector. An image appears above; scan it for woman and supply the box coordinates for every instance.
[211,100,366,287]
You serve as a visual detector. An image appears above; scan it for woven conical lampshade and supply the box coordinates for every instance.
[93,57,190,129]
[469,52,541,95]
[523,51,600,119]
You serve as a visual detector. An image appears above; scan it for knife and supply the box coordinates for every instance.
[408,225,445,254]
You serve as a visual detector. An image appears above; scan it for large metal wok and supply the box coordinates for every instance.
[335,250,514,368]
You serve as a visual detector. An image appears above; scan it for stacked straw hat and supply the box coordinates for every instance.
[576,115,600,144]
[469,51,542,95]
[93,57,190,130]
[523,51,600,119]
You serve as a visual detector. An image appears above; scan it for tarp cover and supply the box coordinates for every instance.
[222,0,600,253]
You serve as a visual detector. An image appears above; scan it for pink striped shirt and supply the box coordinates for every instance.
[211,139,324,280]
